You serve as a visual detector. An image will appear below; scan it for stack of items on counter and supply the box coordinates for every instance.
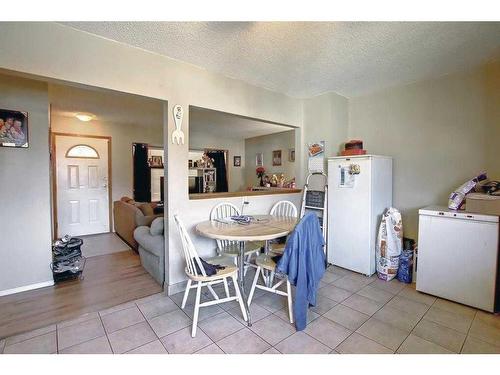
[448,171,500,214]
[51,235,86,282]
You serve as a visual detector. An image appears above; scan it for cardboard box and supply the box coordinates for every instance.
[466,193,500,216]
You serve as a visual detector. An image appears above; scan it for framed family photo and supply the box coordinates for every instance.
[255,152,263,167]
[272,150,282,166]
[233,155,241,167]
[0,109,29,148]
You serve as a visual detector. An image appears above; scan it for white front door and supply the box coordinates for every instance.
[55,135,110,237]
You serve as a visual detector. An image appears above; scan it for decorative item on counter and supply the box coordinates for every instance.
[256,166,266,186]
[264,175,271,187]
[340,139,367,156]
[277,174,285,188]
[171,104,185,145]
[270,174,278,187]
[198,153,215,168]
[376,207,403,281]
[448,171,487,210]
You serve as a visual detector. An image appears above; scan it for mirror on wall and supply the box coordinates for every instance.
[189,106,297,197]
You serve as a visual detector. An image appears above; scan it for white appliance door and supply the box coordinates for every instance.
[417,213,498,312]
[328,158,372,275]
[56,136,110,237]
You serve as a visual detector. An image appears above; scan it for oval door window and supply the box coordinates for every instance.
[66,144,99,159]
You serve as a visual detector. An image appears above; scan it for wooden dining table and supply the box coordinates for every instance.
[196,215,298,326]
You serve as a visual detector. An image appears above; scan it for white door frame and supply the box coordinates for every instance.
[51,132,112,239]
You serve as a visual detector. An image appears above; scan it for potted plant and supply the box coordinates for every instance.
[256,166,266,187]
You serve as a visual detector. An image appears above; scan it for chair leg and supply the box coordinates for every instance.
[191,281,202,337]
[223,278,230,298]
[286,279,294,324]
[181,279,192,309]
[248,266,261,305]
[232,275,248,322]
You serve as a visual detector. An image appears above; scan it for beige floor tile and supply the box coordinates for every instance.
[468,318,500,347]
[4,332,56,354]
[474,310,500,330]
[432,299,477,319]
[373,305,421,332]
[342,294,384,315]
[310,293,339,315]
[126,340,168,354]
[134,292,168,306]
[335,333,393,354]
[184,304,225,322]
[194,343,224,354]
[357,285,394,304]
[263,347,281,354]
[412,319,466,353]
[59,336,112,354]
[386,295,430,317]
[148,309,191,338]
[327,265,356,277]
[424,306,473,334]
[217,328,270,354]
[249,314,296,346]
[58,312,101,329]
[160,326,213,354]
[227,302,271,324]
[253,293,288,313]
[344,272,377,285]
[198,311,244,342]
[137,295,178,319]
[57,317,105,350]
[275,331,331,354]
[304,317,352,349]
[99,301,136,317]
[356,318,409,350]
[274,307,319,325]
[323,304,370,331]
[102,306,145,333]
[370,278,407,294]
[107,322,157,354]
[5,324,56,346]
[397,334,453,354]
[321,271,343,284]
[318,285,353,302]
[461,336,500,354]
[332,276,369,293]
[398,286,436,306]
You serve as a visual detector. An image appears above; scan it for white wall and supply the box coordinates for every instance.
[244,130,296,187]
[50,115,163,205]
[348,64,499,238]
[0,74,53,295]
[189,131,246,192]
[0,22,303,294]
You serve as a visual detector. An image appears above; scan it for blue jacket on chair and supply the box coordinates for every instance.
[276,212,326,331]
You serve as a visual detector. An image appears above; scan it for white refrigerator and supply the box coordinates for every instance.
[327,155,393,275]
[417,206,499,312]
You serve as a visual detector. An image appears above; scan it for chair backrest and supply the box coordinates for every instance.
[270,200,298,218]
[174,214,206,277]
[210,202,241,250]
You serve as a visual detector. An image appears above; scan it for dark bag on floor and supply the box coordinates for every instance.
[192,258,225,276]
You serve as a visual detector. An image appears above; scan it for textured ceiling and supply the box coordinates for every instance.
[190,106,293,140]
[61,22,500,98]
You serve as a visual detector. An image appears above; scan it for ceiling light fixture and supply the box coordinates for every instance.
[75,112,95,122]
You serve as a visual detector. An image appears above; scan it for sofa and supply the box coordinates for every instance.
[134,217,165,285]
[113,197,163,250]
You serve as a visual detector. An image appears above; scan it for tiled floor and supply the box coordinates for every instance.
[1,266,499,354]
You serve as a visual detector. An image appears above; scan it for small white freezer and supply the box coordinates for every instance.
[416,206,499,312]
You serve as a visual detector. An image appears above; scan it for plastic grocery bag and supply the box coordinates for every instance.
[397,250,413,283]
[376,207,403,281]
[448,172,487,210]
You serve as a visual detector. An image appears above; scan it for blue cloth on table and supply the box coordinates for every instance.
[276,212,326,331]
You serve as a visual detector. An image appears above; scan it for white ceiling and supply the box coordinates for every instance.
[190,106,293,140]
[61,22,500,98]
[49,83,164,126]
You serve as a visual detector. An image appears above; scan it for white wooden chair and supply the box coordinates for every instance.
[268,200,298,255]
[210,202,262,274]
[174,215,248,337]
[248,253,294,324]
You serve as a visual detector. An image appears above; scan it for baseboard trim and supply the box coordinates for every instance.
[0,280,55,297]
[166,280,188,296]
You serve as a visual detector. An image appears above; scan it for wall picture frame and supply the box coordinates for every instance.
[0,109,29,148]
[272,150,282,166]
[289,148,295,162]
[149,155,163,168]
[233,155,241,167]
[256,152,263,167]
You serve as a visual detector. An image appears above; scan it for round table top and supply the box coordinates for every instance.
[196,215,298,241]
